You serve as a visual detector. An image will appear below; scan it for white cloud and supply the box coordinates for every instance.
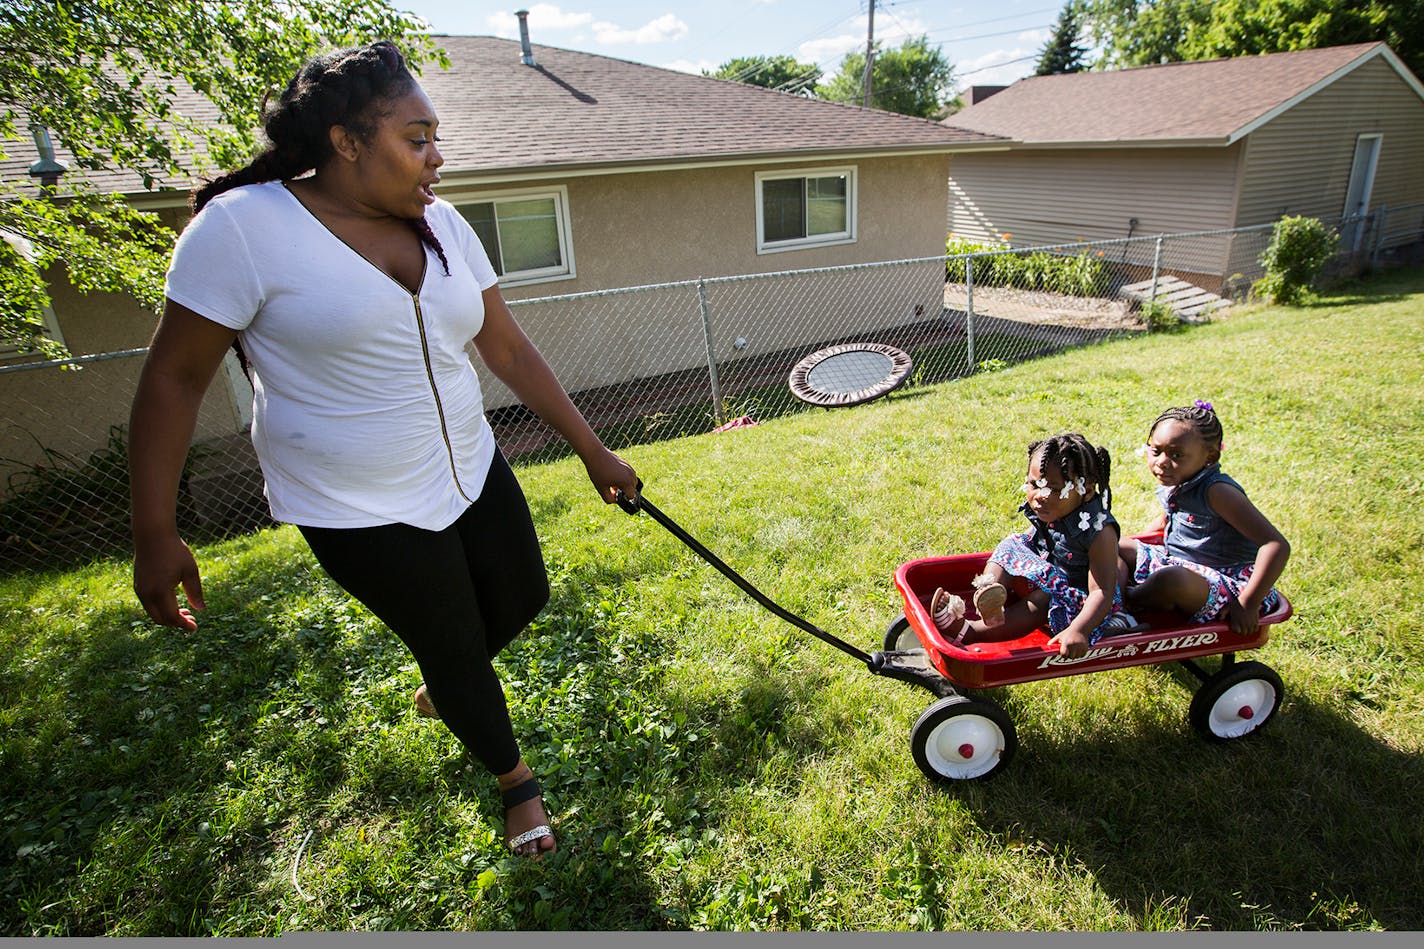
[661,57,719,76]
[953,46,1038,91]
[800,33,862,64]
[592,14,689,45]
[486,4,595,38]
[798,13,933,66]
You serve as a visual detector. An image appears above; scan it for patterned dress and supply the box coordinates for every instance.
[988,494,1131,643]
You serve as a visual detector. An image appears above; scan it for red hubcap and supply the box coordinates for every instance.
[1238,705,1255,720]
[958,743,975,759]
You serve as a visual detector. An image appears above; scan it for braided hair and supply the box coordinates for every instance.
[191,40,450,275]
[1026,433,1113,511]
[1150,403,1224,450]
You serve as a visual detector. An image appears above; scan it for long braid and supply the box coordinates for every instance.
[189,40,450,274]
[411,217,450,275]
[1151,403,1224,449]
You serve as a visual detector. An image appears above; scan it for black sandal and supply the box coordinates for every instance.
[502,777,553,854]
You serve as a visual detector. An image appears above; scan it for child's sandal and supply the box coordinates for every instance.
[971,575,1007,628]
[930,587,968,643]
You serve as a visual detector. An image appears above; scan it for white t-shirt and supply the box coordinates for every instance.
[165,181,501,530]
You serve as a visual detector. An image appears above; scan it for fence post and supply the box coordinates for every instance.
[1150,237,1163,303]
[697,278,726,426]
[965,255,976,371]
[1370,206,1388,269]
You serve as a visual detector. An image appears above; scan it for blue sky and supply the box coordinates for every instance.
[398,1,1067,92]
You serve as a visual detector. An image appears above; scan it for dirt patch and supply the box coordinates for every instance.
[944,283,1144,332]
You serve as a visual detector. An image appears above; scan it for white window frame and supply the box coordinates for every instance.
[0,230,67,360]
[453,185,575,287]
[0,305,65,361]
[754,166,857,254]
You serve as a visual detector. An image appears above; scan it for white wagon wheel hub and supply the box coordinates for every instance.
[925,712,1005,779]
[1208,678,1277,738]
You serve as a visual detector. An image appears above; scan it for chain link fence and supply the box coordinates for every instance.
[4,209,1420,572]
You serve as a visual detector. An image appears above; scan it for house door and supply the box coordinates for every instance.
[1341,133,1381,251]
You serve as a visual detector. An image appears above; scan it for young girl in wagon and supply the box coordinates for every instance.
[931,432,1140,658]
[1119,401,1290,636]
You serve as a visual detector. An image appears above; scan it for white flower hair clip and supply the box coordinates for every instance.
[1094,511,1107,531]
[1078,510,1091,530]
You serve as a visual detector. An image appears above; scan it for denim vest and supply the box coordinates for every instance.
[1158,464,1261,568]
[1022,493,1118,590]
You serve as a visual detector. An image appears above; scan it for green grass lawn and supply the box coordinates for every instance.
[3,268,1422,933]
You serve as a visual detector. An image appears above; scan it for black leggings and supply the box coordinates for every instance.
[298,451,549,775]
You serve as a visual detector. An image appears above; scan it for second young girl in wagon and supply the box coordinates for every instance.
[1119,401,1289,636]
[932,433,1139,658]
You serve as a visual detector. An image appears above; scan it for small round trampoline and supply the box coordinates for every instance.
[788,342,914,408]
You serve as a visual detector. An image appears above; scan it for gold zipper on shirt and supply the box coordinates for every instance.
[411,292,476,504]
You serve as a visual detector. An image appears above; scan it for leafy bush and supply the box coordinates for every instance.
[1138,300,1183,333]
[1254,215,1339,305]
[945,235,1108,296]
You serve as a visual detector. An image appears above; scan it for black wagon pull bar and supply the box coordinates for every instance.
[616,485,874,667]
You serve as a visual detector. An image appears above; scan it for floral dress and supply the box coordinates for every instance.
[989,494,1131,643]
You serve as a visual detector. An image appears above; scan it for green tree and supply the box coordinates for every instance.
[1036,2,1090,75]
[1,1,443,358]
[707,55,821,95]
[1081,1,1423,79]
[819,35,955,118]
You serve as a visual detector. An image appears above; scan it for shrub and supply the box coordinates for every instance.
[945,235,1107,296]
[1139,300,1182,333]
[1254,215,1339,305]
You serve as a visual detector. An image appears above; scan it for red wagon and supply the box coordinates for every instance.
[885,535,1293,781]
[619,490,1293,783]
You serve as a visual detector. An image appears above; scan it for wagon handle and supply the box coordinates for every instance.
[615,480,644,516]
[615,482,874,668]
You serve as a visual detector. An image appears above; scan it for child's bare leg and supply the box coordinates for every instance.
[1125,565,1209,616]
[1117,538,1138,596]
[961,589,1048,644]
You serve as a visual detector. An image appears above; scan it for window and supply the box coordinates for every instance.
[455,187,574,285]
[755,167,856,253]
[0,305,65,361]
[0,230,66,360]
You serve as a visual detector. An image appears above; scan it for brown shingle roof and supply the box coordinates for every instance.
[1,35,1004,198]
[945,43,1420,146]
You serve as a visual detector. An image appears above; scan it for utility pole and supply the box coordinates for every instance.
[860,0,876,107]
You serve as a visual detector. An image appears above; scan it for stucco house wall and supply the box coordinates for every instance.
[461,152,952,406]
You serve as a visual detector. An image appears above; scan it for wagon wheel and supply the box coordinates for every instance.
[1188,660,1284,742]
[884,614,920,652]
[910,695,1017,782]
